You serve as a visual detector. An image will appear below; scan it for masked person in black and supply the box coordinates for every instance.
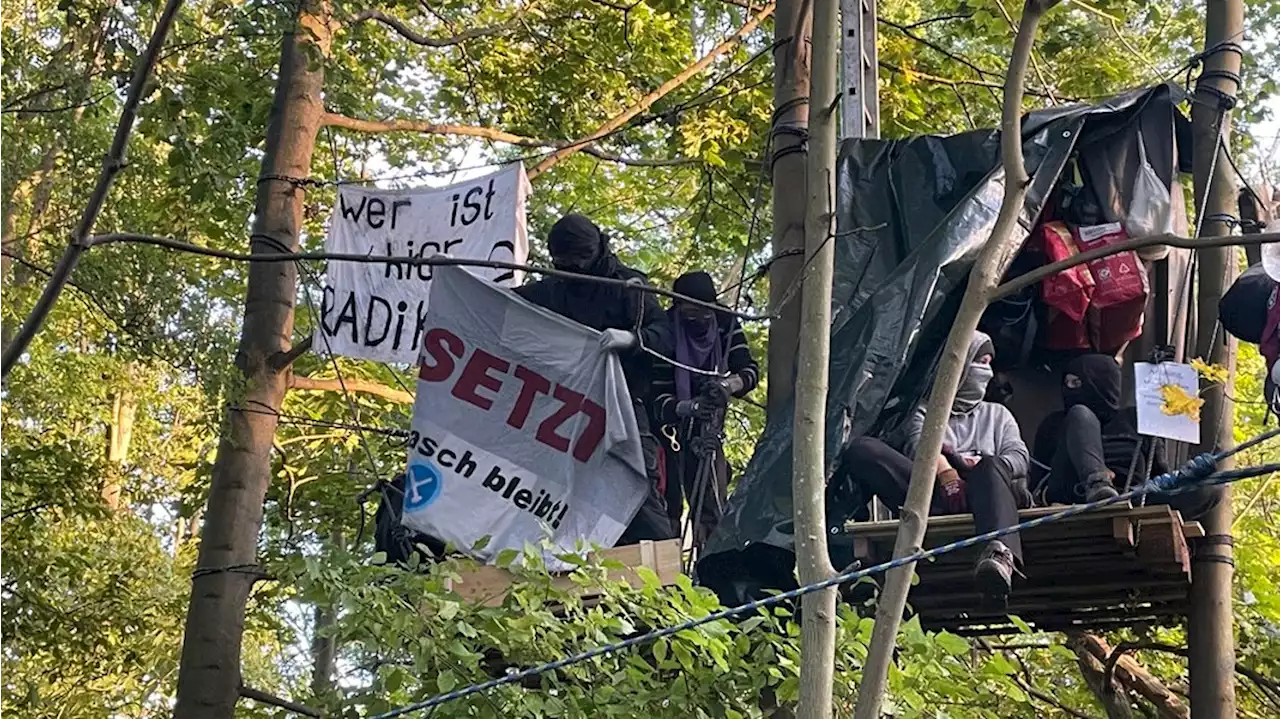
[515,214,677,545]
[1032,354,1218,519]
[833,332,1032,600]
[650,271,760,545]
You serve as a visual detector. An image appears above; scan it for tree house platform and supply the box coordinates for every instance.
[840,503,1204,636]
[445,538,683,607]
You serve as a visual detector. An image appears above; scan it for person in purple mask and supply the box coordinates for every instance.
[650,271,759,546]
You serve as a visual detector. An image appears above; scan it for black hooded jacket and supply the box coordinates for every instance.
[1033,354,1168,480]
[515,242,672,432]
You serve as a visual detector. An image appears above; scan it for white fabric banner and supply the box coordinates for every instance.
[319,164,530,364]
[401,266,648,565]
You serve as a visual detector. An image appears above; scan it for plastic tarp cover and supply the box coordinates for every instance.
[701,85,1186,579]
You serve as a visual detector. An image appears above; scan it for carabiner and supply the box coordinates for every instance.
[661,424,681,452]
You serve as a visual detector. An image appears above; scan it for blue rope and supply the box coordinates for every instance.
[370,429,1278,719]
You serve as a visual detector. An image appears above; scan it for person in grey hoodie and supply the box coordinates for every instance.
[835,331,1033,600]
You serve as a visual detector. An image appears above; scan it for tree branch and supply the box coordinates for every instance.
[0,0,184,380]
[289,374,414,404]
[1079,636,1188,719]
[238,684,322,718]
[321,112,546,145]
[1109,642,1280,712]
[1,501,57,521]
[878,61,1069,100]
[320,113,697,167]
[853,2,1063,717]
[996,641,1102,719]
[1018,676,1101,719]
[992,232,1279,300]
[272,334,314,371]
[528,2,776,178]
[347,8,519,47]
[878,17,1002,79]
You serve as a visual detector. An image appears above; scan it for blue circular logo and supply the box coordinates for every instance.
[404,462,443,510]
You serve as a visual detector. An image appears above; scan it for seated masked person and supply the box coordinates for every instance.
[1032,353,1218,520]
[650,270,760,545]
[836,331,1033,599]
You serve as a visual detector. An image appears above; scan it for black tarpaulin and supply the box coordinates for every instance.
[699,85,1189,594]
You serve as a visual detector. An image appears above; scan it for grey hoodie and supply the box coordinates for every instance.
[903,331,1029,478]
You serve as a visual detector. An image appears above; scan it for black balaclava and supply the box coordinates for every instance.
[1062,354,1123,418]
[548,214,610,275]
[672,271,719,332]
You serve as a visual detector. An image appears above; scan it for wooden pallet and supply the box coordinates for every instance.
[444,539,684,607]
[839,503,1203,635]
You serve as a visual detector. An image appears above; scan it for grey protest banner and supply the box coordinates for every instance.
[401,266,648,566]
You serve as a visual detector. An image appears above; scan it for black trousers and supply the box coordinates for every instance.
[841,437,1029,564]
[617,432,679,545]
[663,442,730,546]
[1047,405,1219,520]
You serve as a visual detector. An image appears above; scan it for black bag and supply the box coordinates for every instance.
[373,474,446,566]
[1220,264,1277,344]
[980,250,1041,372]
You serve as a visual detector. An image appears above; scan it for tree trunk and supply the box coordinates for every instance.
[792,0,838,715]
[171,5,330,717]
[312,521,344,699]
[103,387,137,510]
[2,181,21,351]
[852,3,1061,717]
[1073,635,1189,719]
[1070,635,1136,719]
[1187,2,1243,718]
[764,0,810,413]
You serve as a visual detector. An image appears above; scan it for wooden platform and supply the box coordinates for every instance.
[445,539,683,607]
[839,503,1203,635]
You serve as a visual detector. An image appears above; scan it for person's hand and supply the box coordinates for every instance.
[720,373,746,396]
[938,470,968,514]
[700,380,730,408]
[963,455,980,469]
[941,447,967,473]
[598,329,637,352]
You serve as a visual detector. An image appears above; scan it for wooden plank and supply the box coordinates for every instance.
[444,539,683,607]
[1113,517,1136,548]
[841,502,1179,539]
[1182,521,1205,539]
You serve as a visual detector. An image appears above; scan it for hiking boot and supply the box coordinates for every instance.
[973,540,1017,600]
[1083,471,1119,503]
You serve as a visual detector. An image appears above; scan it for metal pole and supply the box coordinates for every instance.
[839,0,879,140]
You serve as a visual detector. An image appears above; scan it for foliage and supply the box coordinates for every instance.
[278,543,1041,719]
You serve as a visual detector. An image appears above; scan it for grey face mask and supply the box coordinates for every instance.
[953,363,994,412]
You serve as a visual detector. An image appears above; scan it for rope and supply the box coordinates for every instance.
[368,430,1278,719]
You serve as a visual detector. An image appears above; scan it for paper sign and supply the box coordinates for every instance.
[1134,361,1201,444]
[401,266,648,567]
[319,164,530,364]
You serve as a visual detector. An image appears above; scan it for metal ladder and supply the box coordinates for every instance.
[841,0,886,521]
[840,0,880,140]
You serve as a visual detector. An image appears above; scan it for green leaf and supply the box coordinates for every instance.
[437,670,458,693]
[438,601,460,621]
[935,631,970,656]
[653,638,669,664]
[1009,615,1032,634]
